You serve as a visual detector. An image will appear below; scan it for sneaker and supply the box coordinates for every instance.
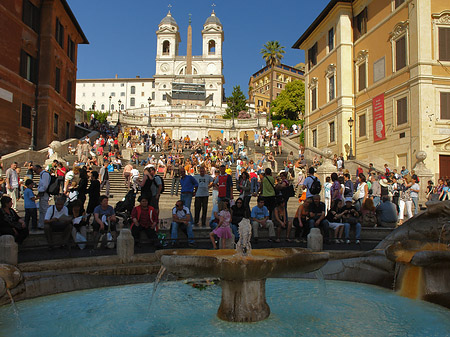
[346,240,351,244]
[356,240,360,244]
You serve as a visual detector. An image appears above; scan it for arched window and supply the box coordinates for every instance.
[130,98,135,107]
[141,104,144,108]
[163,40,170,55]
[208,40,216,54]
[121,104,124,110]
[101,104,105,110]
[111,104,114,110]
[130,86,135,94]
[81,104,85,110]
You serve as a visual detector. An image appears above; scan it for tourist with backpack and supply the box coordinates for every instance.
[33,165,51,230]
[302,167,322,199]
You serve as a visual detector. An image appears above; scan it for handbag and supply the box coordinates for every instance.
[281,185,295,199]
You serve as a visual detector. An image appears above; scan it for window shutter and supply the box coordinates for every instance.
[439,28,450,61]
[441,92,450,120]
[397,97,407,125]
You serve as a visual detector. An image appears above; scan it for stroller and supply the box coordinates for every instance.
[114,190,137,227]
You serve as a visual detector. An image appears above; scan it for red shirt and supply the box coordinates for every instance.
[131,205,158,228]
[56,167,67,177]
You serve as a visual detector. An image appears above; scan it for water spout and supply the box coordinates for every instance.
[6,289,20,324]
[149,266,167,311]
[235,218,252,256]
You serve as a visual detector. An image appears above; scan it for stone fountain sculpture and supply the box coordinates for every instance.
[44,140,64,167]
[159,218,329,322]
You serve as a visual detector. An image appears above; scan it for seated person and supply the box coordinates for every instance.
[131,196,160,247]
[70,200,88,249]
[376,196,398,228]
[44,196,72,249]
[250,197,275,243]
[274,198,292,243]
[360,198,377,227]
[209,202,220,230]
[307,195,330,243]
[171,200,195,247]
[93,195,117,247]
[230,198,248,240]
[0,195,29,244]
[325,199,345,243]
[293,198,311,242]
[339,198,362,244]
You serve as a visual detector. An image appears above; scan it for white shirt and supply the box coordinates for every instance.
[45,205,69,220]
[131,169,140,178]
[410,183,420,198]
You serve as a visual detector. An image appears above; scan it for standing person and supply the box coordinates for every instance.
[343,173,354,199]
[410,175,420,215]
[123,163,133,190]
[5,162,19,210]
[214,164,233,202]
[23,179,38,231]
[324,177,332,215]
[77,167,89,208]
[302,167,321,199]
[371,176,381,207]
[99,161,110,197]
[171,159,181,196]
[33,165,50,230]
[354,173,369,211]
[194,166,213,227]
[259,168,276,218]
[147,166,163,212]
[86,171,100,215]
[179,167,198,225]
[76,140,83,161]
[238,171,252,212]
[330,172,342,203]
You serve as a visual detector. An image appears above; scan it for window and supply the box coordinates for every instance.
[258,100,263,107]
[121,104,124,110]
[55,18,64,47]
[53,114,59,134]
[441,92,450,120]
[354,7,368,40]
[141,92,144,96]
[152,92,155,100]
[358,62,366,91]
[111,104,114,110]
[329,121,335,143]
[373,57,385,83]
[102,92,105,97]
[19,50,37,83]
[21,104,31,129]
[142,83,145,87]
[66,80,72,103]
[102,84,105,87]
[152,82,155,88]
[163,40,170,55]
[131,86,136,94]
[208,40,216,54]
[55,67,60,93]
[82,104,85,110]
[311,87,317,111]
[395,36,407,71]
[22,0,39,32]
[439,27,450,61]
[312,129,317,148]
[308,43,318,70]
[82,93,85,97]
[130,98,135,106]
[65,122,70,139]
[110,92,115,97]
[120,83,124,87]
[67,37,75,62]
[120,92,125,97]
[101,104,105,110]
[92,92,95,97]
[394,0,405,9]
[277,83,283,89]
[328,27,334,51]
[328,75,335,101]
[163,94,167,101]
[396,97,408,125]
[266,102,270,108]
[359,114,366,137]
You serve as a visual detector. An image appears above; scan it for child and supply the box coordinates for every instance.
[209,201,232,249]
[324,176,332,215]
[23,179,38,231]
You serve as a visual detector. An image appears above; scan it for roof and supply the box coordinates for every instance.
[160,11,178,27]
[204,11,222,26]
[61,0,89,44]
[292,0,352,49]
[250,63,304,79]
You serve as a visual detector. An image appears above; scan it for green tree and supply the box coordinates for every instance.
[224,85,248,119]
[85,110,109,123]
[260,41,285,109]
[270,80,305,120]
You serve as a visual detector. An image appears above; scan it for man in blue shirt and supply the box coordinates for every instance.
[179,167,198,226]
[250,197,275,243]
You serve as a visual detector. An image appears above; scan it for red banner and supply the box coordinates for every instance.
[372,94,386,142]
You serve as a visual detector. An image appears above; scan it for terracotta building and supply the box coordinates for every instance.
[293,0,450,179]
[0,0,88,155]
[248,63,304,116]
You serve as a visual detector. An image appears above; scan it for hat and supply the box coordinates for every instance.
[380,178,389,187]
[345,197,353,203]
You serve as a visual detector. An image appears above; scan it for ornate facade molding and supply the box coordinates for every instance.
[325,64,336,77]
[308,77,318,89]
[432,10,450,25]
[355,50,369,64]
[389,20,409,40]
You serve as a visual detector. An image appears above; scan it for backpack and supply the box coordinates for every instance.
[362,211,377,227]
[151,175,165,193]
[309,176,322,195]
[46,172,60,195]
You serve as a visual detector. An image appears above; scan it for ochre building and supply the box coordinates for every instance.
[293,0,450,179]
[0,0,88,155]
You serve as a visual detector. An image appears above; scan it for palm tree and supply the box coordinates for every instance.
[260,41,285,120]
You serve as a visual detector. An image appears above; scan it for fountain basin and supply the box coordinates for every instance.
[159,248,329,322]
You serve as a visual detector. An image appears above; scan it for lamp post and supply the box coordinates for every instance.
[147,97,152,127]
[118,99,122,124]
[231,110,235,130]
[348,117,355,160]
[109,95,112,114]
[29,107,36,150]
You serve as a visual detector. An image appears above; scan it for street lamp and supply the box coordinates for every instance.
[118,99,122,124]
[29,107,36,150]
[109,95,112,114]
[231,110,235,130]
[147,97,152,127]
[348,117,355,160]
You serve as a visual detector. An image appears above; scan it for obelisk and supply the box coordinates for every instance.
[185,14,193,82]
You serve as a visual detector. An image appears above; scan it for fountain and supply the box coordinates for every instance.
[158,219,329,322]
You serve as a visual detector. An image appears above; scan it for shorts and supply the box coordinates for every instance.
[328,222,344,230]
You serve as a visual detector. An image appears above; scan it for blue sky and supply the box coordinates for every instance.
[70,0,329,97]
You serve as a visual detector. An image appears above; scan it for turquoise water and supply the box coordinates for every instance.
[1,279,449,337]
